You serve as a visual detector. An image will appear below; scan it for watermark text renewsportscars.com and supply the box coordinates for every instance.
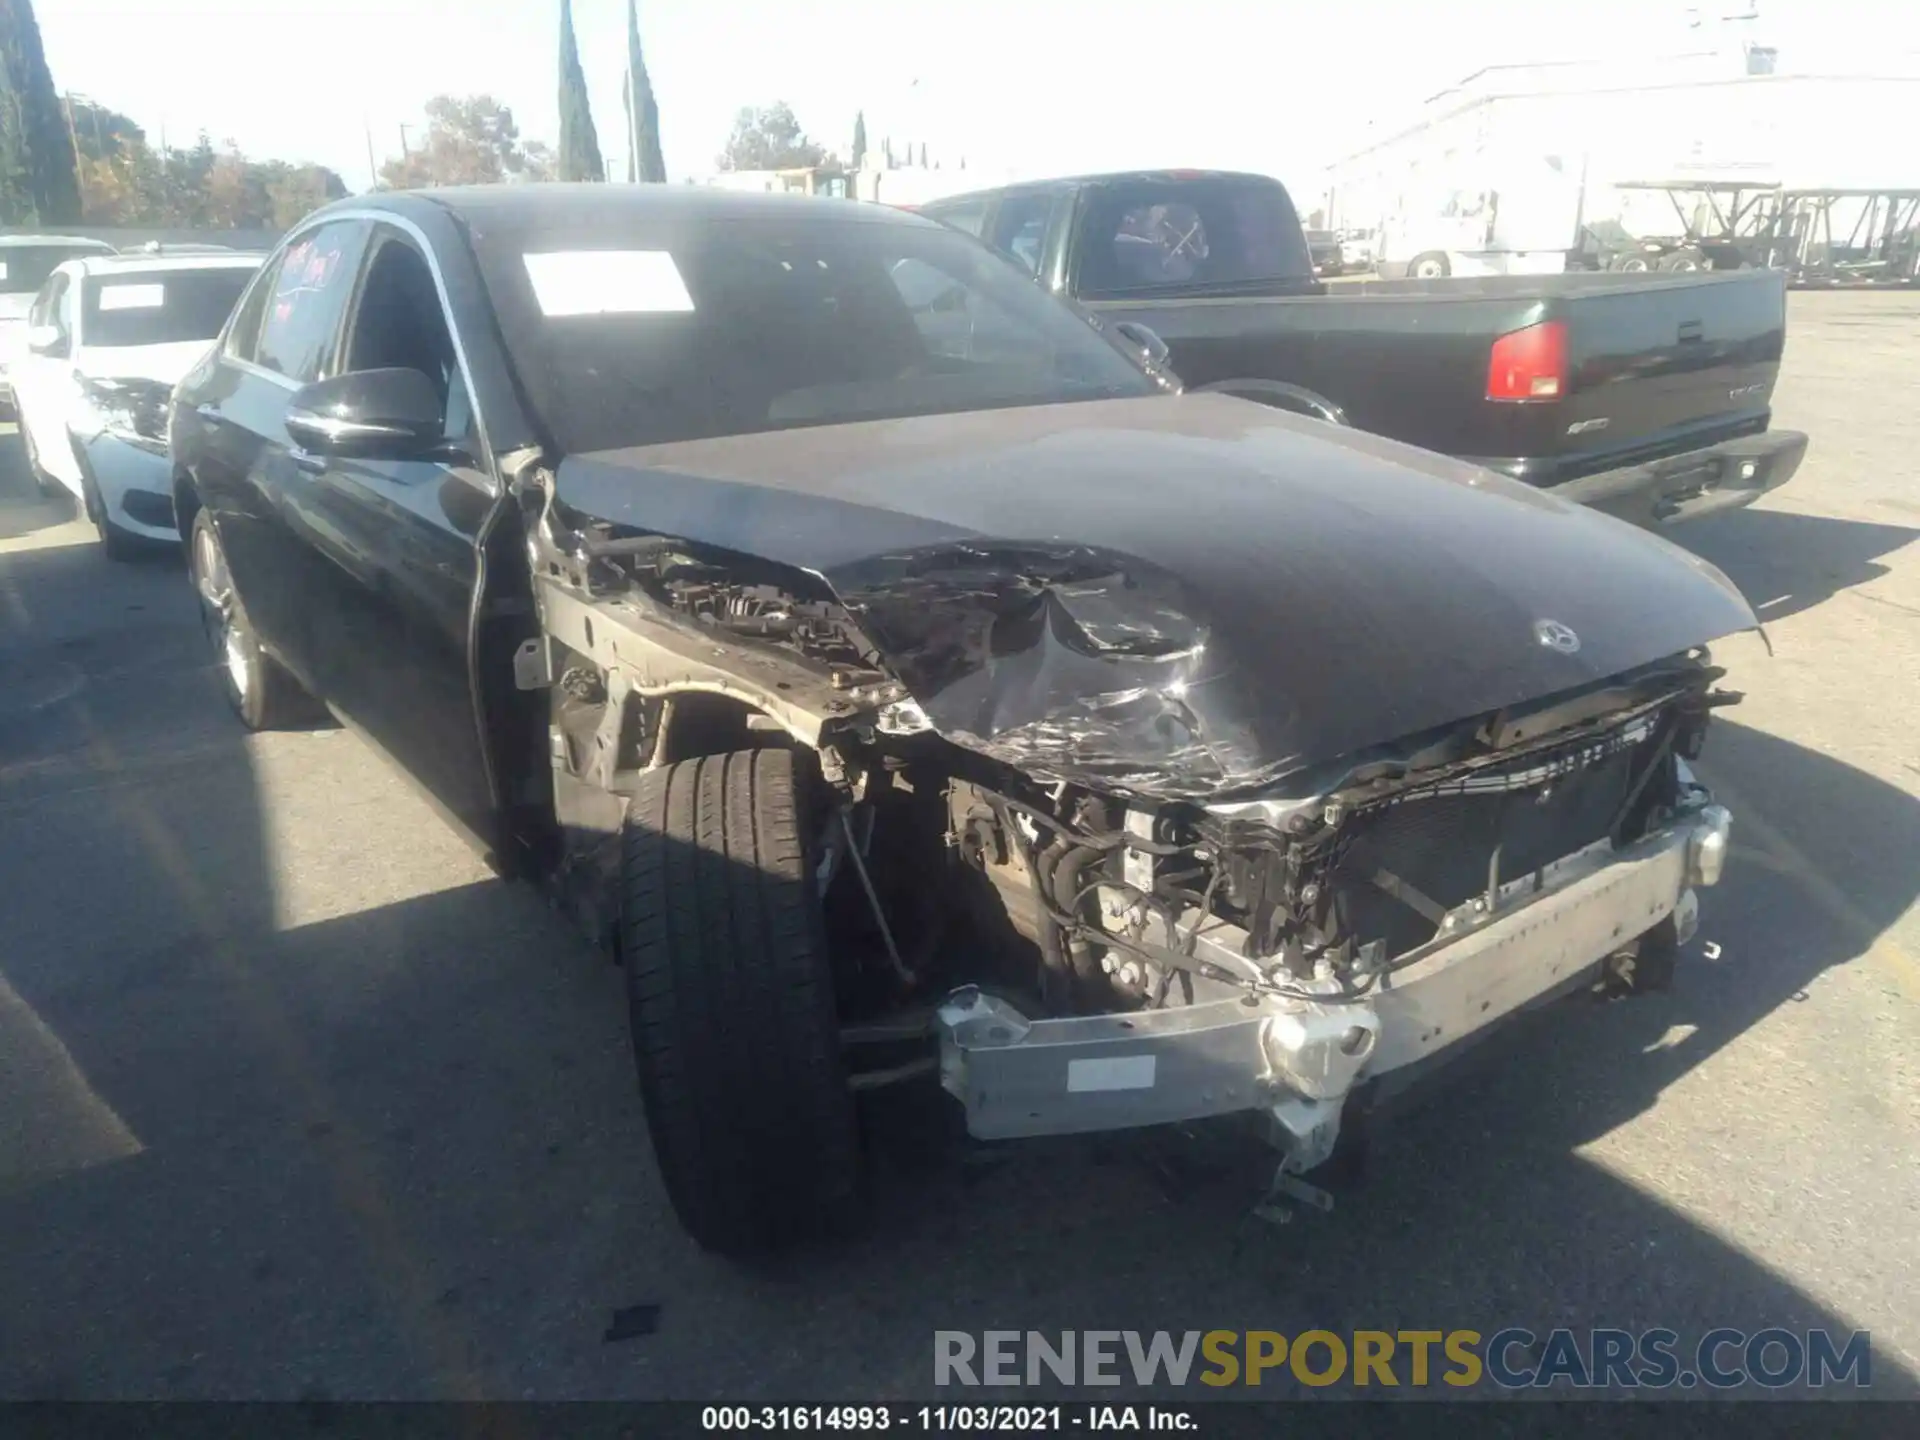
[934,1328,1872,1390]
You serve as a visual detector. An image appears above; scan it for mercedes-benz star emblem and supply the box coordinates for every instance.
[1534,619,1581,654]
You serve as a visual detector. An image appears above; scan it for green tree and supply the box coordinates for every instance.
[381,95,553,189]
[75,119,345,228]
[556,0,604,182]
[0,0,81,224]
[716,102,824,172]
[0,75,28,219]
[850,110,867,170]
[261,161,347,227]
[67,97,143,163]
[621,0,665,183]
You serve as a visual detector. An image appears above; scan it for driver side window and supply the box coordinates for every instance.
[53,276,76,338]
[342,230,475,447]
[30,274,66,333]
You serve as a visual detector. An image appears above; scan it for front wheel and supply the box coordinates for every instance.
[1409,252,1451,279]
[620,747,863,1255]
[189,508,304,730]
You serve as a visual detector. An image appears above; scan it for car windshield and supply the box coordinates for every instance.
[0,243,112,296]
[478,211,1160,455]
[82,268,256,348]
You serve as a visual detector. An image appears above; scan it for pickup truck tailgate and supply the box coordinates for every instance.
[1521,270,1788,481]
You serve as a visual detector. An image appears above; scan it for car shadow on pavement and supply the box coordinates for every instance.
[1674,507,1919,625]
[2,528,1915,1402]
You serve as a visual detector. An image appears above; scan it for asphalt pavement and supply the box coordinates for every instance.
[1,292,1916,1401]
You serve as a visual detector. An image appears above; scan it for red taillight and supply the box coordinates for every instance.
[1486,320,1568,402]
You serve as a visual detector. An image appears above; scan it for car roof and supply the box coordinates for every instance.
[0,233,114,249]
[921,169,1286,209]
[316,181,940,233]
[71,252,266,278]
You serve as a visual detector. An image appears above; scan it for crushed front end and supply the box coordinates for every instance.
[933,653,1736,1184]
[70,376,181,540]
[529,448,1755,1201]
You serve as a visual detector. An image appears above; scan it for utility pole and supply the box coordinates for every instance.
[364,118,380,189]
[62,94,86,210]
[399,124,413,158]
[627,19,640,184]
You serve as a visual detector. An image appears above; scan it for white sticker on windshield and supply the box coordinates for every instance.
[523,250,694,318]
[0,263,8,281]
[99,284,166,311]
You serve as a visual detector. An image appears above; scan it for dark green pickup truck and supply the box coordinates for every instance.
[922,169,1808,527]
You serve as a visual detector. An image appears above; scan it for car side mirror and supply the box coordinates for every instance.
[26,324,68,359]
[1112,320,1171,370]
[285,367,444,459]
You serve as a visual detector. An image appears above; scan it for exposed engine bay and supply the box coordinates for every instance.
[943,655,1723,1015]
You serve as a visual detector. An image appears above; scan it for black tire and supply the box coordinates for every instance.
[620,747,862,1255]
[1612,253,1652,273]
[188,507,304,730]
[1658,249,1705,272]
[1408,251,1450,279]
[81,472,142,562]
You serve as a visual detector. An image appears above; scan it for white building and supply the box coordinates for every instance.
[1325,44,1920,241]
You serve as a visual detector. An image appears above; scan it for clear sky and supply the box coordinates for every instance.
[35,0,1920,196]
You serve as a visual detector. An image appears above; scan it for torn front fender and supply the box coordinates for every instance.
[826,542,1284,797]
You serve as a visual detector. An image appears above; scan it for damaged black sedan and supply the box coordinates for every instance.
[170,185,1746,1254]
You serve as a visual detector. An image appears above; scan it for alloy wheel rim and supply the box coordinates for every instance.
[225,624,250,699]
[193,526,246,699]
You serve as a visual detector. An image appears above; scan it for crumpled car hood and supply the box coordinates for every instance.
[557,393,1756,799]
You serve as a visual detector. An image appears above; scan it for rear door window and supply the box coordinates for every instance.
[1075,176,1315,298]
[252,220,373,382]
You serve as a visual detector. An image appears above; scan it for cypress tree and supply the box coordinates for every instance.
[0,0,80,224]
[557,0,604,182]
[0,77,29,222]
[851,111,867,171]
[621,0,665,183]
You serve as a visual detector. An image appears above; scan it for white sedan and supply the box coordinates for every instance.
[12,250,262,557]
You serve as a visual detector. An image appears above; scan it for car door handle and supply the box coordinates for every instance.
[195,402,222,420]
[290,447,327,476]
